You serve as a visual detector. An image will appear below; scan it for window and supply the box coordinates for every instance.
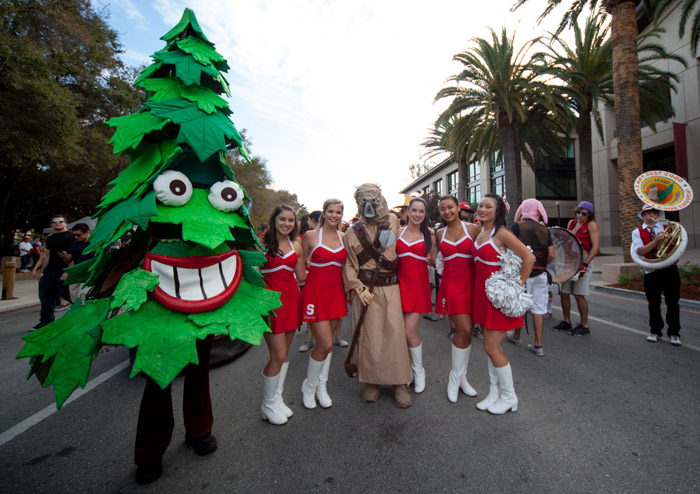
[433,179,442,196]
[490,154,505,197]
[467,161,481,206]
[447,170,458,196]
[535,143,577,200]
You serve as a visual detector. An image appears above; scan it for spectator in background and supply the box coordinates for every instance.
[30,237,43,267]
[58,223,92,303]
[31,214,74,330]
[18,236,32,272]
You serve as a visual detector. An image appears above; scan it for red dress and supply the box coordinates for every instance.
[301,227,348,322]
[436,222,474,315]
[472,233,524,331]
[261,239,301,333]
[397,230,432,313]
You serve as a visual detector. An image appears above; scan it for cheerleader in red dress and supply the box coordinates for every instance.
[473,194,534,415]
[260,205,307,425]
[436,195,481,403]
[397,197,437,393]
[299,199,347,410]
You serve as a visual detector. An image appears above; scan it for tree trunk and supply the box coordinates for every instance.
[578,105,594,201]
[457,153,467,202]
[606,0,643,262]
[501,124,521,225]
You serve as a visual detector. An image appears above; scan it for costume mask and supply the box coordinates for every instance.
[355,184,389,223]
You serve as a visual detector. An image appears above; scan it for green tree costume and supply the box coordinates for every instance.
[17,8,280,417]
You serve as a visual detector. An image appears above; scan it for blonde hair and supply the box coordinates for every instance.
[319,198,344,230]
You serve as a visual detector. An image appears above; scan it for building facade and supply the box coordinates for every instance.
[401,2,699,247]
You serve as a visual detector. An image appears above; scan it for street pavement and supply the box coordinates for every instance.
[1,282,699,493]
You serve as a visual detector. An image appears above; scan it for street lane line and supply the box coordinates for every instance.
[0,359,130,448]
[553,306,700,352]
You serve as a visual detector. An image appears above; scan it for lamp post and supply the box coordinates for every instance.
[555,201,561,227]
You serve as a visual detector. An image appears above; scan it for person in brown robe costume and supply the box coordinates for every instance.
[344,184,412,408]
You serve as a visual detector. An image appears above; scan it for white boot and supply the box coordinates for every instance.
[460,345,477,397]
[487,363,518,414]
[408,344,426,393]
[277,362,293,418]
[447,344,467,403]
[301,356,324,409]
[261,373,288,425]
[476,359,500,411]
[315,353,333,408]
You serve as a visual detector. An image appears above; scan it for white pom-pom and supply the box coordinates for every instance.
[485,249,533,318]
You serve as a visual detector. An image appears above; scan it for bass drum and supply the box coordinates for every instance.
[547,227,584,283]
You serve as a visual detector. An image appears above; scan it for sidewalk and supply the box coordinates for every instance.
[0,272,40,313]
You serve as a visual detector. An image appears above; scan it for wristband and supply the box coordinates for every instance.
[582,262,588,267]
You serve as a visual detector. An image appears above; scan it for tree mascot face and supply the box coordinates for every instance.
[355,183,389,222]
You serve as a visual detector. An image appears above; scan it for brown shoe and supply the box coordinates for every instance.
[393,384,412,408]
[362,383,380,402]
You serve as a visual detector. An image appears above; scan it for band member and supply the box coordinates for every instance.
[552,201,600,336]
[436,195,481,403]
[260,205,306,425]
[506,199,554,356]
[632,204,682,346]
[397,197,438,393]
[472,194,534,415]
[300,199,347,409]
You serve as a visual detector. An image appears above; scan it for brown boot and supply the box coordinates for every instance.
[362,383,380,402]
[393,384,412,408]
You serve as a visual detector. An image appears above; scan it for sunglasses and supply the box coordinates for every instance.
[51,219,65,224]
[576,211,588,216]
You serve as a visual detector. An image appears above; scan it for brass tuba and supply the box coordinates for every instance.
[631,171,693,270]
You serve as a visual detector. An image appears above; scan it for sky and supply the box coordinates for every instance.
[93,0,569,219]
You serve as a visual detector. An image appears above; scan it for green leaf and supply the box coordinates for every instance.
[188,280,280,345]
[98,141,182,210]
[138,77,230,115]
[150,239,192,257]
[153,49,219,87]
[64,257,97,285]
[89,192,157,253]
[176,37,230,72]
[150,188,249,249]
[16,298,111,408]
[110,268,160,311]
[106,111,170,154]
[145,99,246,162]
[135,61,164,86]
[101,301,224,388]
[161,8,211,44]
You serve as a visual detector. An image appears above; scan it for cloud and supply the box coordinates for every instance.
[146,0,569,213]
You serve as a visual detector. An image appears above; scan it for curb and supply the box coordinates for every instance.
[593,284,700,310]
[0,300,40,314]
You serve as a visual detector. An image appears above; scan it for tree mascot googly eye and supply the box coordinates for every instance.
[153,170,193,206]
[209,180,244,212]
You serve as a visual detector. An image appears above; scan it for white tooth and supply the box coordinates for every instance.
[220,255,237,285]
[176,266,206,301]
[201,264,226,298]
[151,260,177,298]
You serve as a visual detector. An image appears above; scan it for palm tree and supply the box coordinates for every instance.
[536,12,685,200]
[430,27,574,219]
[655,0,700,54]
[511,0,659,262]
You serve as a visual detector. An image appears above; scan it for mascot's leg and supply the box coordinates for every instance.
[261,372,288,425]
[183,336,217,454]
[301,356,325,409]
[315,352,333,408]
[134,379,173,484]
[362,384,381,402]
[277,361,293,418]
[487,363,518,415]
[476,359,501,411]
[408,344,426,393]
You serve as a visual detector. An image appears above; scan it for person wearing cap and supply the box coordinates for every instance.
[506,199,554,356]
[18,235,33,272]
[552,201,600,336]
[459,202,474,223]
[632,204,682,346]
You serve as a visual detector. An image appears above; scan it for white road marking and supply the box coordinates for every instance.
[0,359,130,447]
[552,306,700,352]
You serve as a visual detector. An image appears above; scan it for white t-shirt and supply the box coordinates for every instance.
[18,241,32,257]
